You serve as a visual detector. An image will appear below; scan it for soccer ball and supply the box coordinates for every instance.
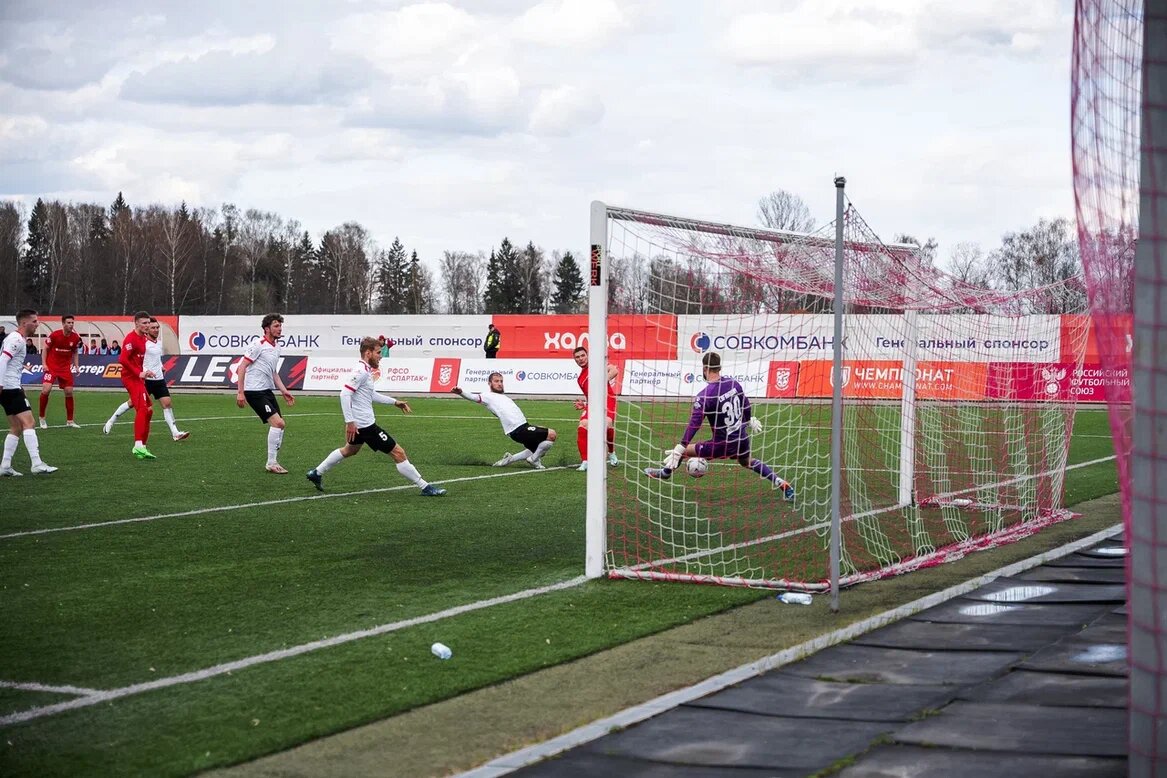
[686,457,708,477]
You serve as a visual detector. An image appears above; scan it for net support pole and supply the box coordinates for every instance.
[898,310,920,506]
[830,177,846,612]
[1131,3,1167,769]
[585,200,610,579]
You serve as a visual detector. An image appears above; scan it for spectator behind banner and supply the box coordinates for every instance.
[86,338,98,355]
[0,326,6,343]
[26,337,38,355]
[484,323,500,359]
[98,338,110,355]
[379,335,394,360]
[110,340,121,355]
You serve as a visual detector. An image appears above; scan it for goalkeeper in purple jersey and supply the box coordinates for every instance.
[645,352,795,502]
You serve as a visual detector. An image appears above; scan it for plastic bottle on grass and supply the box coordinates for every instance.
[431,642,453,660]
[777,592,813,606]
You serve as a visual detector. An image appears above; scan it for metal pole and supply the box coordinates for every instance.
[830,177,846,612]
[585,201,609,579]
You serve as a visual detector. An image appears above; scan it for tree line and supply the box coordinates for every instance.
[0,189,1088,317]
[0,194,589,317]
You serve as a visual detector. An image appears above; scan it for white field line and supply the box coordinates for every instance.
[462,523,1126,777]
[632,454,1118,572]
[0,680,101,697]
[54,412,585,431]
[0,466,573,541]
[0,575,590,728]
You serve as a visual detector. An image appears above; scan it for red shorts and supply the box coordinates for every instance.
[121,378,150,409]
[580,406,617,424]
[41,368,74,388]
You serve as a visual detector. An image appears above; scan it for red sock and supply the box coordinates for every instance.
[606,426,615,453]
[38,393,48,418]
[65,396,74,421]
[577,426,587,460]
[134,404,153,444]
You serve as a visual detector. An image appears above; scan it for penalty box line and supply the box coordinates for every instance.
[0,466,573,541]
[0,574,590,728]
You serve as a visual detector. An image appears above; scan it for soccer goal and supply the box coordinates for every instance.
[585,184,1088,604]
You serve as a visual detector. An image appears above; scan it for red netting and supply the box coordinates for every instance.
[1072,0,1164,767]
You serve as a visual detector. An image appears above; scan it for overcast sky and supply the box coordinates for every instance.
[0,0,1075,267]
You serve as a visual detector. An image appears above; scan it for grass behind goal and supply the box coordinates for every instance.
[0,392,1118,777]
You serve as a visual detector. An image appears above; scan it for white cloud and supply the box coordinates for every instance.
[513,0,628,48]
[528,85,604,135]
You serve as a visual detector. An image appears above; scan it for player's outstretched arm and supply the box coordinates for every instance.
[451,387,482,404]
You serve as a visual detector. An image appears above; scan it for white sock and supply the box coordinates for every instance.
[395,459,428,488]
[316,449,345,474]
[267,427,284,465]
[111,402,131,422]
[22,429,42,466]
[531,440,554,462]
[507,449,533,463]
[163,407,179,436]
[2,434,18,467]
[134,439,144,449]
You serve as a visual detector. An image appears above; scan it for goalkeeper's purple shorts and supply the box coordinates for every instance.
[694,437,750,460]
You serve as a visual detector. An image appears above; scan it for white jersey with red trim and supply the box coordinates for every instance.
[0,331,26,389]
[240,337,280,391]
[340,360,396,428]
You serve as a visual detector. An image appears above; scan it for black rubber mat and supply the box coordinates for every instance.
[960,669,1128,708]
[894,701,1127,756]
[1016,565,1125,583]
[961,578,1125,604]
[836,744,1126,777]
[911,600,1111,626]
[685,673,956,722]
[575,706,891,772]
[779,645,1023,685]
[1020,636,1128,676]
[513,750,802,777]
[1044,552,1126,568]
[852,619,1072,652]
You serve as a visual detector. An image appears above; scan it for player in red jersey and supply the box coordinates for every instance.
[118,311,156,460]
[572,345,618,472]
[37,314,83,429]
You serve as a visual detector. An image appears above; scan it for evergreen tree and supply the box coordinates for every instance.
[23,198,51,306]
[405,250,436,314]
[551,251,584,313]
[496,237,523,313]
[483,248,504,312]
[518,240,546,313]
[376,237,409,313]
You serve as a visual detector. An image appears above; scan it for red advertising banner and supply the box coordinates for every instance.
[492,314,677,359]
[795,361,990,400]
[766,361,799,398]
[1059,314,1132,363]
[429,357,461,392]
[985,362,1128,402]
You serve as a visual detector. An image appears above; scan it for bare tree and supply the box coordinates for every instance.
[947,241,993,288]
[756,190,816,233]
[439,250,484,314]
[236,209,282,315]
[0,201,25,311]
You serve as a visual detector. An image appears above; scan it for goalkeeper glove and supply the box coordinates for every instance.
[663,444,686,471]
[749,417,763,433]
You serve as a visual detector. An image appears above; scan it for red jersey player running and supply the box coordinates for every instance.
[38,314,82,429]
[572,345,618,472]
[118,311,158,460]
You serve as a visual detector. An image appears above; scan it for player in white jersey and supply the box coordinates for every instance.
[0,309,58,475]
[452,372,557,469]
[103,318,190,441]
[306,337,446,496]
[235,313,295,474]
